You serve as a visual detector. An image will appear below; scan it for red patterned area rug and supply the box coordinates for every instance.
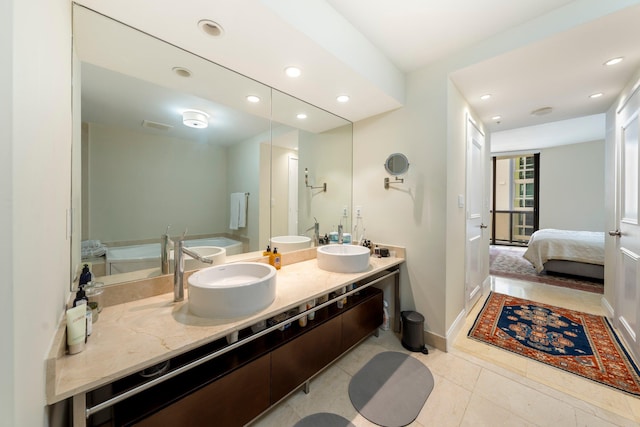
[468,292,640,397]
[490,245,604,294]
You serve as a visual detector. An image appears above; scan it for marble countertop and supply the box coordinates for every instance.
[46,252,404,404]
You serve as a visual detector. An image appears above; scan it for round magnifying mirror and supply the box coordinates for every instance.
[384,153,409,175]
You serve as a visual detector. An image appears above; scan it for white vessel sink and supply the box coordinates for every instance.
[188,262,276,318]
[171,246,226,270]
[316,245,370,273]
[270,235,312,252]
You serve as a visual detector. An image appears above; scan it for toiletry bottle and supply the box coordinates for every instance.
[270,248,281,270]
[73,286,89,307]
[263,245,271,257]
[382,300,390,331]
[79,264,92,286]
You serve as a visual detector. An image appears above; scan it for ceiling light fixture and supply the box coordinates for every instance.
[604,57,624,66]
[530,106,553,116]
[296,113,307,119]
[285,66,302,78]
[172,67,192,78]
[491,115,501,121]
[589,92,604,99]
[480,94,491,101]
[182,110,209,129]
[198,20,224,37]
[336,95,350,103]
[246,95,261,103]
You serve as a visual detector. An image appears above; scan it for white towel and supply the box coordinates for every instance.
[230,192,247,230]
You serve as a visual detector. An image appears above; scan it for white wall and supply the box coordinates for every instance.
[0,0,14,422]
[6,0,72,425]
[354,63,451,342]
[86,123,228,242]
[227,132,266,251]
[298,125,353,238]
[539,140,605,231]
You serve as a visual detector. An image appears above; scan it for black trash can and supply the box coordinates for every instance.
[401,310,429,354]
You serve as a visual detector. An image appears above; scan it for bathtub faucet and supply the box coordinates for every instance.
[161,226,173,274]
[173,232,214,302]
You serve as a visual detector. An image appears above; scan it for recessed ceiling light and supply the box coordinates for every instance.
[480,94,491,101]
[296,113,307,119]
[530,106,553,116]
[172,67,192,78]
[285,66,302,78]
[182,110,209,129]
[198,20,224,37]
[604,57,624,66]
[492,115,502,121]
[589,92,604,99]
[246,95,261,103]
[336,95,350,103]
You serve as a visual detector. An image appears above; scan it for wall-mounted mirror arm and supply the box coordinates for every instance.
[384,176,405,189]
[305,168,327,192]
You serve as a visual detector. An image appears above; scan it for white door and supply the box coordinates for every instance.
[614,104,640,361]
[288,156,299,235]
[466,117,487,312]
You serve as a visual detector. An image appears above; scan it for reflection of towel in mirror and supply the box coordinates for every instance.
[229,192,247,230]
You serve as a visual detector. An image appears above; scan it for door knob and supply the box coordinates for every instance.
[608,229,621,237]
[480,224,488,229]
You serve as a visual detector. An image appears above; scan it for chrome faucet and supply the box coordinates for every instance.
[304,217,320,246]
[173,233,213,302]
[161,225,172,274]
[338,224,344,244]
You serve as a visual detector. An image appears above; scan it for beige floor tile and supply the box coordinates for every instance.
[474,369,578,426]
[460,394,535,427]
[415,374,471,427]
[249,401,301,427]
[413,348,481,393]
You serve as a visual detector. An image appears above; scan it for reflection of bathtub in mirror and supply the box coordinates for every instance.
[105,237,243,275]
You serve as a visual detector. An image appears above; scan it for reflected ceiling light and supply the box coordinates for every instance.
[246,95,261,103]
[172,67,192,78]
[285,66,302,78]
[589,92,604,99]
[604,57,624,66]
[480,94,491,100]
[182,110,209,128]
[198,20,224,37]
[296,113,307,119]
[491,115,502,121]
[336,94,350,103]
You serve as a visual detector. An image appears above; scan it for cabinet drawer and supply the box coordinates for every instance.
[133,354,270,427]
[270,315,342,403]
[341,290,383,352]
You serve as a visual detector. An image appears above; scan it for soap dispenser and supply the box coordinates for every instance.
[73,286,89,307]
[270,248,281,270]
[263,245,272,257]
[79,264,92,286]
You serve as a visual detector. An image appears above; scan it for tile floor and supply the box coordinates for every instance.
[249,276,640,427]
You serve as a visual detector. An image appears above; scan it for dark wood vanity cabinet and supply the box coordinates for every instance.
[132,354,270,427]
[271,315,342,403]
[90,286,383,427]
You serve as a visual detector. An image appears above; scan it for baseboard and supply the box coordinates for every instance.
[445,308,467,352]
[424,330,447,352]
[601,295,614,320]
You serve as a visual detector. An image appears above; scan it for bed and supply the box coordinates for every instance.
[523,229,605,280]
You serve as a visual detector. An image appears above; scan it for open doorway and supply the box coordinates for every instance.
[491,153,539,246]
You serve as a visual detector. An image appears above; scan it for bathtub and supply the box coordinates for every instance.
[105,237,243,275]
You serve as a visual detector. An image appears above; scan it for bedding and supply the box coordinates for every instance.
[523,229,605,274]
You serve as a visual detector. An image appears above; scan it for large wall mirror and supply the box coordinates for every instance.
[71,5,352,289]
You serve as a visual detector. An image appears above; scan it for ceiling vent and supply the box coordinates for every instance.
[530,106,553,116]
[142,120,173,131]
